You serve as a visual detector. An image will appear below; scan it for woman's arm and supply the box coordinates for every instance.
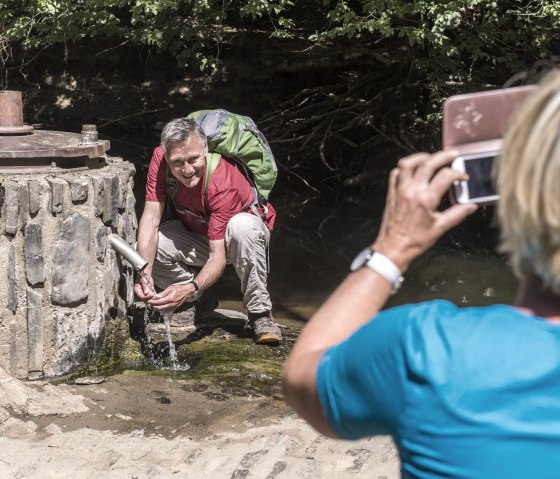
[282,150,478,436]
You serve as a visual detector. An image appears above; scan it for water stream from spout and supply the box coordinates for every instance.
[139,271,186,371]
[162,316,181,369]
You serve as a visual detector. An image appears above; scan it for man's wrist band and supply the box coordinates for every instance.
[177,280,201,308]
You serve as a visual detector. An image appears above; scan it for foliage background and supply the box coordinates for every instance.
[1,0,560,188]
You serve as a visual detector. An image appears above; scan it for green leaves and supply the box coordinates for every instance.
[0,0,300,71]
[1,0,559,83]
[298,0,560,118]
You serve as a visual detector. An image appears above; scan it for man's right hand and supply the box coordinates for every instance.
[148,283,199,312]
[133,273,156,302]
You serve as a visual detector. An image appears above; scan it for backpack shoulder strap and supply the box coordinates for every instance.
[203,152,223,192]
[203,152,223,211]
[162,164,179,221]
[165,164,179,200]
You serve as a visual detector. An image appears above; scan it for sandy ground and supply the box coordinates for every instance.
[0,367,401,478]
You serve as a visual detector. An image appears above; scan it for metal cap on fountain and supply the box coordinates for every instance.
[0,90,110,173]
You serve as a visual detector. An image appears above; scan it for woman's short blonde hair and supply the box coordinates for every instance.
[496,69,560,291]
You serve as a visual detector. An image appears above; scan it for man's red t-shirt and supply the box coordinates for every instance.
[145,146,276,241]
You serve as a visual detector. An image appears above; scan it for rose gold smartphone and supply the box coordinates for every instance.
[443,85,535,205]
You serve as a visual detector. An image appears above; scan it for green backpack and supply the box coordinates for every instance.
[166,110,277,218]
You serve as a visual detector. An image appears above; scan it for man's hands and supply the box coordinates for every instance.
[133,273,156,302]
[133,232,225,313]
[133,274,199,312]
[148,283,199,311]
[373,150,478,272]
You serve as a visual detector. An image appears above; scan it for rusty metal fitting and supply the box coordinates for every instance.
[0,91,34,135]
[0,93,109,173]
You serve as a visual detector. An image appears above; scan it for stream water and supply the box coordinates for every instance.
[267,193,515,327]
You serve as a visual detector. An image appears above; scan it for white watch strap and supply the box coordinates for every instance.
[365,252,404,293]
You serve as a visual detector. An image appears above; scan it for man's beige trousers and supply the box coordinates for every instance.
[151,213,272,314]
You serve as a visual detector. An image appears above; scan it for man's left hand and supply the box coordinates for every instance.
[148,283,198,311]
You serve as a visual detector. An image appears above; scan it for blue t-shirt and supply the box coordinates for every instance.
[316,300,560,479]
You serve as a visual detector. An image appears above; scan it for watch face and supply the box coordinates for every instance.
[350,246,374,271]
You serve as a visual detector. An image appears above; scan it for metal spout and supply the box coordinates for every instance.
[107,234,148,271]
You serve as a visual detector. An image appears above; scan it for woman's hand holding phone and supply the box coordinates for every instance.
[373,150,478,273]
[450,151,500,205]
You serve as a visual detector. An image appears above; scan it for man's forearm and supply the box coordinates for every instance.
[194,254,226,291]
[193,239,227,292]
[136,220,159,276]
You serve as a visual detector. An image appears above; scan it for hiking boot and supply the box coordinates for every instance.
[248,311,282,345]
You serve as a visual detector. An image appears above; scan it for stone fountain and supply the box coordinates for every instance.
[0,90,138,379]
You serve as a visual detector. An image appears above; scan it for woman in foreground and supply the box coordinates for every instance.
[283,70,560,479]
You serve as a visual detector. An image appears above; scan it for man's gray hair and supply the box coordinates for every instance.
[160,118,207,158]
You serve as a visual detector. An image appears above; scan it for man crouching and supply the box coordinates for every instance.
[133,118,282,345]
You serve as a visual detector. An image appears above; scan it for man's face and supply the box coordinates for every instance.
[167,135,207,189]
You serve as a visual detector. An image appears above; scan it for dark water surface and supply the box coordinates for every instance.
[266,192,517,327]
[107,133,518,329]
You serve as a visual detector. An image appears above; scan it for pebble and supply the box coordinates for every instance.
[74,376,106,385]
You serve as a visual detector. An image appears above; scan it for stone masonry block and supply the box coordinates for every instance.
[107,248,120,308]
[66,176,90,203]
[125,181,136,212]
[27,288,43,373]
[95,226,108,261]
[116,166,134,206]
[131,210,138,236]
[124,266,135,306]
[118,212,130,242]
[47,178,64,215]
[18,182,30,224]
[7,243,17,313]
[116,170,126,209]
[92,177,104,217]
[24,223,44,286]
[4,180,20,235]
[102,175,119,225]
[28,180,41,215]
[52,310,88,376]
[51,213,90,305]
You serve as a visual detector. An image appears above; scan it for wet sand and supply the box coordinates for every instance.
[0,367,400,478]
